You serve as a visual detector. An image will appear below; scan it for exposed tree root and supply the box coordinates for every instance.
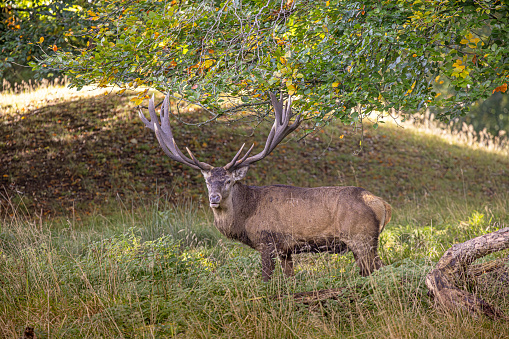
[425,227,509,319]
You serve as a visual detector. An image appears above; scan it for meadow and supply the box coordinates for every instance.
[1,81,508,338]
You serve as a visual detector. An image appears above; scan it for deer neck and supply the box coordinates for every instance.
[211,182,253,247]
[211,182,243,225]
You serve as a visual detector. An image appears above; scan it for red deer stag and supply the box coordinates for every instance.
[139,93,391,281]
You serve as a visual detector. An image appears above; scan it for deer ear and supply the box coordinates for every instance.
[232,166,249,181]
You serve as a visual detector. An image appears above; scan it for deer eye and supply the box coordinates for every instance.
[225,179,231,184]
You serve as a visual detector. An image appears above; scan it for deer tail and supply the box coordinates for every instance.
[380,201,392,233]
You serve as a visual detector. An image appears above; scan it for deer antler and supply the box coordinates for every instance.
[224,92,301,171]
[139,94,212,171]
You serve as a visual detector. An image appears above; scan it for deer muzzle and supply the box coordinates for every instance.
[209,193,222,208]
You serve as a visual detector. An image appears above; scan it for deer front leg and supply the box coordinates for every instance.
[260,230,281,281]
[260,244,276,282]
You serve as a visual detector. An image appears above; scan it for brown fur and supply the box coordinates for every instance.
[202,167,391,281]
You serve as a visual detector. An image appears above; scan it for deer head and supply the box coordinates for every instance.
[138,92,301,208]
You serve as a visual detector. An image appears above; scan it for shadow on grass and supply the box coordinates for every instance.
[1,92,509,224]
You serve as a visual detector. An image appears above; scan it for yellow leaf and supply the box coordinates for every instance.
[118,88,127,94]
[280,56,287,64]
[435,76,440,82]
[52,45,58,52]
[435,92,441,97]
[202,59,215,68]
[130,97,144,105]
[460,39,469,44]
[470,37,480,44]
[339,135,344,139]
[452,59,464,71]
[332,82,340,87]
[287,84,296,95]
[326,0,330,5]
[38,37,44,44]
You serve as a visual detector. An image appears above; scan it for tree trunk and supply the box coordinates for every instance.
[425,227,509,318]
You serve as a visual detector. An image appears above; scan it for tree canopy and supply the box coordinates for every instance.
[8,1,509,125]
[1,0,97,82]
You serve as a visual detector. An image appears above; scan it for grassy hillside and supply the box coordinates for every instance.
[1,84,508,338]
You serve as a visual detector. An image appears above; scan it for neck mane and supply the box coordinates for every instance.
[211,182,254,248]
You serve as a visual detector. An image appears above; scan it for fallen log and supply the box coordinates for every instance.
[425,227,509,318]
[271,287,353,304]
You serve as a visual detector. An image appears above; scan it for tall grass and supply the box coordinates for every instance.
[401,109,509,156]
[1,197,508,338]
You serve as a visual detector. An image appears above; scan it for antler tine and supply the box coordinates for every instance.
[138,109,154,131]
[186,147,209,169]
[156,96,190,161]
[270,92,283,127]
[152,124,200,169]
[235,143,255,165]
[139,93,212,171]
[224,143,246,170]
[138,95,156,131]
[226,92,301,171]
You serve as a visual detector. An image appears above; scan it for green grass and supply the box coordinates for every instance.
[1,85,509,338]
[1,201,508,338]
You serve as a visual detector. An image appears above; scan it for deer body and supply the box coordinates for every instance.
[139,93,391,281]
[204,167,390,280]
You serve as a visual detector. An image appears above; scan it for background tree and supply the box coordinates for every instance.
[27,0,509,125]
[0,0,96,83]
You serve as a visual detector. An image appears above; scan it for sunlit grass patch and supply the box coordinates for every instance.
[0,77,106,117]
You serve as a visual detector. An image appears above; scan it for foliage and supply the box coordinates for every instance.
[0,0,96,82]
[462,92,509,135]
[31,0,509,124]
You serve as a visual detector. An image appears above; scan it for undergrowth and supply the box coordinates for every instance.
[1,199,508,338]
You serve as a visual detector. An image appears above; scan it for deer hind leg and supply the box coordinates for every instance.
[280,253,294,277]
[348,237,383,277]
